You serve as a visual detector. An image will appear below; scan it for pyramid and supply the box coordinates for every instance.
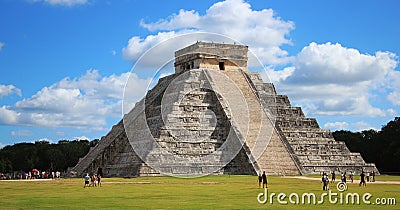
[70,42,378,177]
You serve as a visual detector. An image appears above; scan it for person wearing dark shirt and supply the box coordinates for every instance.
[359,171,366,187]
[262,171,268,188]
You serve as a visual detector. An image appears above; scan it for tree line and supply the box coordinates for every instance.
[333,117,400,174]
[0,139,98,173]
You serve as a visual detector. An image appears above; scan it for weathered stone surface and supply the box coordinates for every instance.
[69,41,378,177]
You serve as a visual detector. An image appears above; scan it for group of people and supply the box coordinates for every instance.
[84,173,102,188]
[330,171,356,183]
[1,170,61,180]
[257,171,268,188]
[322,170,377,190]
[359,171,375,186]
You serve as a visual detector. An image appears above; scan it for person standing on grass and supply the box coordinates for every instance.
[84,173,90,188]
[97,174,102,187]
[90,174,95,187]
[341,171,347,183]
[371,171,375,182]
[349,171,354,183]
[359,171,366,187]
[331,171,336,183]
[322,172,329,190]
[258,173,262,188]
[262,171,268,188]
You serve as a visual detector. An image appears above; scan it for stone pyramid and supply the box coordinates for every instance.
[70,42,378,177]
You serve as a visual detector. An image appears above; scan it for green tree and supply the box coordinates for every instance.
[333,117,400,173]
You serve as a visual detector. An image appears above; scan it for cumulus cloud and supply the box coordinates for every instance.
[124,0,294,66]
[0,84,22,99]
[388,92,400,106]
[386,70,400,106]
[271,42,399,117]
[0,106,19,125]
[122,30,183,67]
[0,42,4,51]
[32,0,88,6]
[0,70,150,130]
[287,42,397,85]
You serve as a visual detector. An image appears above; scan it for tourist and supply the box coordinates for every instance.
[84,173,90,188]
[91,174,96,187]
[262,171,268,188]
[258,173,262,188]
[371,171,375,182]
[56,171,61,179]
[359,171,366,187]
[331,171,336,183]
[341,172,347,183]
[98,174,102,187]
[94,174,98,187]
[366,171,370,182]
[349,171,354,183]
[322,172,329,190]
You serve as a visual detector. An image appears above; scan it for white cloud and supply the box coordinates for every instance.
[0,106,19,124]
[10,130,33,136]
[273,42,398,117]
[386,70,400,106]
[0,142,6,149]
[388,92,400,106]
[264,66,294,83]
[323,122,349,130]
[288,42,397,85]
[0,70,150,130]
[74,135,89,140]
[122,31,183,67]
[0,84,22,99]
[124,0,294,66]
[33,0,88,6]
[0,42,4,51]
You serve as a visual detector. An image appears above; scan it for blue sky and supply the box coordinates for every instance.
[0,0,399,147]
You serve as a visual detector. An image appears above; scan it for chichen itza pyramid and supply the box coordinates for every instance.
[70,41,378,177]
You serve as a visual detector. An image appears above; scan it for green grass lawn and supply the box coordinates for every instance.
[0,175,398,209]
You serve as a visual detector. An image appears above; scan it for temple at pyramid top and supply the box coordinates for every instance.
[174,41,248,73]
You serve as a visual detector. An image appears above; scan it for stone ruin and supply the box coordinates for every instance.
[70,41,378,177]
